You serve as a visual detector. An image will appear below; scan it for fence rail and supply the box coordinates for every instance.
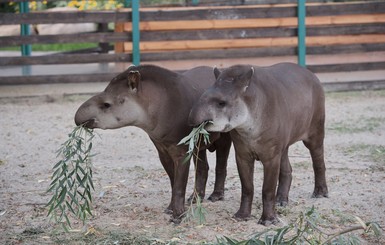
[1,1,385,90]
[116,1,385,61]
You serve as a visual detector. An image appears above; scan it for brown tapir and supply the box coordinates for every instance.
[74,65,231,223]
[188,63,328,225]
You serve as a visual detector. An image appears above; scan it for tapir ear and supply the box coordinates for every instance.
[127,70,141,92]
[213,67,221,79]
[238,67,254,92]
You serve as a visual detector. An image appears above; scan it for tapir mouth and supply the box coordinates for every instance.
[191,120,212,128]
[78,118,97,129]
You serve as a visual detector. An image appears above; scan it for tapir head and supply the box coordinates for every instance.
[189,65,254,132]
[75,67,147,129]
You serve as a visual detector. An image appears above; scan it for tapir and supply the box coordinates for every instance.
[188,63,328,225]
[74,65,231,222]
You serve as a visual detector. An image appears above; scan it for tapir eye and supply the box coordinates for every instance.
[103,102,111,109]
[217,101,227,108]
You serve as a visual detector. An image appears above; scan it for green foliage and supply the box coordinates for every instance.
[182,195,207,225]
[178,121,212,225]
[178,121,211,164]
[214,206,382,245]
[46,125,95,231]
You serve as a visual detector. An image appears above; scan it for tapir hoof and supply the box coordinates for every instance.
[276,200,288,207]
[187,193,205,204]
[164,203,173,214]
[258,216,279,226]
[312,192,329,198]
[233,211,252,221]
[312,186,329,198]
[169,217,182,224]
[276,195,289,207]
[208,192,224,202]
[169,208,185,224]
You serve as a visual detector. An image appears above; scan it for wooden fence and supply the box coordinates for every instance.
[115,1,385,72]
[1,1,385,90]
[0,10,132,85]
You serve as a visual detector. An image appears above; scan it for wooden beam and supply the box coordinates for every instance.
[0,73,119,85]
[122,14,385,31]
[0,53,131,66]
[123,34,385,52]
[0,32,129,46]
[0,11,130,25]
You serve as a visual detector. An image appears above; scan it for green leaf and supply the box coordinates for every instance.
[47,125,96,231]
[54,187,67,209]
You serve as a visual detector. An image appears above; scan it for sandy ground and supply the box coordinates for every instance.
[0,90,384,244]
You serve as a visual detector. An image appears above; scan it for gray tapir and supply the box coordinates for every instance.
[188,63,328,225]
[74,65,231,222]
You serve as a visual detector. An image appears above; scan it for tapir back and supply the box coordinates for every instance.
[254,63,325,144]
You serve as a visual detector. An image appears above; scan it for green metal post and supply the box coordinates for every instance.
[192,0,199,5]
[19,1,31,56]
[124,0,131,8]
[131,0,140,65]
[297,0,306,67]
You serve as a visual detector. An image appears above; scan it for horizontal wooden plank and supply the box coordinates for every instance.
[0,73,119,85]
[307,43,385,55]
[1,2,384,25]
[137,23,385,42]
[139,5,296,20]
[137,43,385,62]
[307,34,385,47]
[122,34,385,52]
[306,1,385,17]
[140,47,297,61]
[0,11,130,25]
[0,53,131,66]
[123,14,385,31]
[124,37,297,51]
[322,79,385,93]
[0,32,130,46]
[139,2,385,20]
[308,61,385,73]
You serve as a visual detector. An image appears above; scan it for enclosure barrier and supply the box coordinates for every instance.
[115,1,385,70]
[0,9,133,85]
[0,1,385,90]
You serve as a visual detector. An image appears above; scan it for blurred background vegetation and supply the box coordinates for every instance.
[0,0,362,13]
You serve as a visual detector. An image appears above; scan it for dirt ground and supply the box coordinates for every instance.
[0,89,384,244]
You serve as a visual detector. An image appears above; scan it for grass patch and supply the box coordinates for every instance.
[51,230,171,245]
[292,161,311,170]
[326,90,385,100]
[342,144,385,170]
[328,116,384,134]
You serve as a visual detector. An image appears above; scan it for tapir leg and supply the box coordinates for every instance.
[188,150,209,203]
[233,154,255,220]
[303,140,328,198]
[170,152,191,223]
[276,147,292,206]
[259,155,281,225]
[303,115,328,198]
[156,151,175,214]
[209,133,231,202]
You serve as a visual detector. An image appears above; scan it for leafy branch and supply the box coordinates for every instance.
[215,206,383,245]
[46,125,95,231]
[178,121,212,225]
